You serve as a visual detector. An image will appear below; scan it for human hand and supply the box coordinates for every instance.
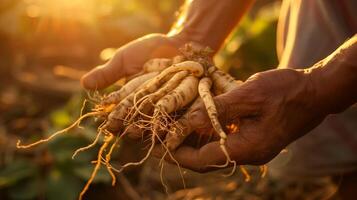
[81,33,184,90]
[157,68,329,172]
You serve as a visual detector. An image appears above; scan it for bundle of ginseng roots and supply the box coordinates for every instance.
[17,44,266,200]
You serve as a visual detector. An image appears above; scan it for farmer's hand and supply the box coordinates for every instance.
[81,34,184,90]
[151,35,357,173]
[80,0,254,90]
[160,68,329,172]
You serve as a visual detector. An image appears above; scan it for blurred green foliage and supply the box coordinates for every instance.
[0,94,112,200]
[215,2,280,80]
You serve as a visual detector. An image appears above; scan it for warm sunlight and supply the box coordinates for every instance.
[24,0,113,26]
[1,0,355,199]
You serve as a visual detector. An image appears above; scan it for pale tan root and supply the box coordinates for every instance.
[104,90,159,132]
[148,80,203,191]
[113,129,156,173]
[72,129,102,159]
[104,65,180,132]
[209,67,242,95]
[113,123,186,192]
[86,90,102,104]
[118,111,186,191]
[198,77,237,176]
[71,121,110,159]
[101,72,158,105]
[104,127,132,186]
[141,111,187,194]
[143,58,172,73]
[166,69,241,150]
[208,70,252,179]
[133,61,203,105]
[79,133,114,200]
[138,61,203,98]
[105,135,119,186]
[165,98,201,151]
[79,99,89,125]
[159,152,169,193]
[128,71,189,121]
[172,55,186,64]
[17,112,100,149]
[134,61,202,101]
[110,88,191,175]
[101,119,153,174]
[157,137,184,194]
[105,61,203,132]
[155,75,199,114]
[150,61,204,81]
[125,58,170,82]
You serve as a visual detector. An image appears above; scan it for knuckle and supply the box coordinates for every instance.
[214,98,231,123]
[188,110,211,129]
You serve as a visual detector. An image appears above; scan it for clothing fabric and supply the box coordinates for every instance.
[268,0,357,178]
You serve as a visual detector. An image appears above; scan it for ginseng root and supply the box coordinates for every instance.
[143,58,172,73]
[104,61,203,133]
[101,71,158,106]
[16,44,259,199]
[197,78,237,174]
[128,70,189,122]
[165,67,242,150]
[115,75,199,172]
[79,133,114,200]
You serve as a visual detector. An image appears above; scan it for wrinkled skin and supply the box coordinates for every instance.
[82,32,356,173]
[153,68,328,173]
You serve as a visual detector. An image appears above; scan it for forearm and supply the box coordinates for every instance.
[307,35,357,114]
[169,0,254,52]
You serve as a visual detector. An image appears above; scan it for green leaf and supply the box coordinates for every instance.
[50,110,72,128]
[8,177,41,200]
[0,159,37,188]
[48,135,97,164]
[45,169,82,200]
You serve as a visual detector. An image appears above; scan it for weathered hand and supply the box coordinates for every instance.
[81,34,183,90]
[160,68,329,173]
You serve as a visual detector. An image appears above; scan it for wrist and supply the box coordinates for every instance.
[305,58,357,115]
[303,35,357,115]
[168,31,221,54]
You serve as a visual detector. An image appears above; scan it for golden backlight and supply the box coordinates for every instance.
[24,0,114,26]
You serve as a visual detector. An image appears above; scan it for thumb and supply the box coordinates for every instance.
[81,34,181,90]
[81,50,128,90]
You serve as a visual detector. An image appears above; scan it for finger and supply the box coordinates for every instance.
[165,83,261,151]
[170,132,257,173]
[188,85,262,131]
[152,144,166,158]
[126,125,144,140]
[171,142,224,172]
[81,34,180,90]
[81,51,128,90]
[81,36,150,89]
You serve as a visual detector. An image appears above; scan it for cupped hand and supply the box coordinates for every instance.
[157,68,328,173]
[81,33,184,90]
